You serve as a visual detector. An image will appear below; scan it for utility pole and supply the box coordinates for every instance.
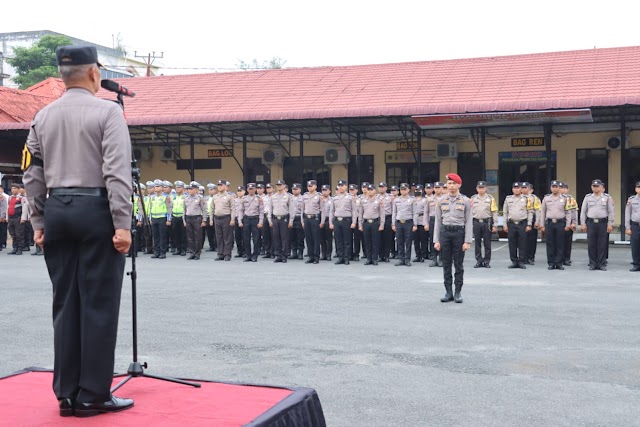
[134,51,163,77]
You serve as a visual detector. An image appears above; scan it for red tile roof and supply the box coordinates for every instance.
[25,77,66,98]
[0,86,55,123]
[2,45,640,131]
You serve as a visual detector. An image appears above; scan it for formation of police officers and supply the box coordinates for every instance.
[0,183,42,255]
[124,176,640,275]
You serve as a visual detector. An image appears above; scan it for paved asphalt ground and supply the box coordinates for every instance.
[1,242,639,426]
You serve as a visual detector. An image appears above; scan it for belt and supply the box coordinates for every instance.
[185,214,203,218]
[215,214,231,219]
[546,218,566,224]
[587,217,607,224]
[50,187,107,197]
[272,215,289,220]
[9,214,21,218]
[508,220,525,225]
[631,221,639,226]
[385,214,393,218]
[443,225,464,232]
[172,215,183,218]
[305,214,320,219]
[151,215,167,219]
[473,218,488,223]
[418,213,424,217]
[397,219,413,224]
[335,216,351,221]
[244,215,259,220]
[365,218,379,223]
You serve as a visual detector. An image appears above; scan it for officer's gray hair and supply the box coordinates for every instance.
[58,64,96,83]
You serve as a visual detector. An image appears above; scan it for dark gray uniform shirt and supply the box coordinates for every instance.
[24,88,132,230]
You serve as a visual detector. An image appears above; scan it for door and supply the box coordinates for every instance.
[348,155,374,186]
[245,158,271,185]
[386,163,440,187]
[498,151,556,206]
[576,149,608,206]
[283,156,330,187]
[457,152,483,196]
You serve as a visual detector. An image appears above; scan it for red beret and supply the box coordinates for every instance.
[446,173,462,185]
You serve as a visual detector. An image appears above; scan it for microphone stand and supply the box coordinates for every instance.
[108,90,200,393]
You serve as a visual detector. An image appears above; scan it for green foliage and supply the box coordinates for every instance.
[236,57,287,70]
[7,34,72,89]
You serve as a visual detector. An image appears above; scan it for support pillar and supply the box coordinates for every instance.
[356,131,362,185]
[620,113,627,241]
[242,135,248,185]
[299,133,304,184]
[481,128,486,181]
[544,124,553,187]
[416,130,422,184]
[189,136,195,182]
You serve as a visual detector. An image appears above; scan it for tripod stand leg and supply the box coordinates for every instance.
[111,374,134,393]
[143,372,201,388]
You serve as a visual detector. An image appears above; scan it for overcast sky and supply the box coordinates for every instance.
[4,0,640,73]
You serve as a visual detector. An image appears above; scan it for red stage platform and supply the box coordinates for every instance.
[0,368,325,426]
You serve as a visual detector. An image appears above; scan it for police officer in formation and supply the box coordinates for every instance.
[234,186,246,258]
[350,183,364,261]
[290,183,305,259]
[359,183,384,265]
[210,179,235,261]
[376,182,394,262]
[149,179,172,258]
[238,183,264,262]
[433,173,472,303]
[538,180,572,270]
[428,182,445,267]
[470,181,498,268]
[300,180,324,264]
[171,181,187,256]
[412,185,428,262]
[6,183,25,255]
[580,179,614,271]
[204,183,217,252]
[330,180,357,265]
[626,181,640,272]
[269,179,295,263]
[258,183,273,258]
[320,184,333,260]
[392,183,415,266]
[522,183,541,265]
[560,183,578,265]
[503,182,533,268]
[183,181,207,260]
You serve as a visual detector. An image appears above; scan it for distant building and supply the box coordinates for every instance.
[0,30,160,87]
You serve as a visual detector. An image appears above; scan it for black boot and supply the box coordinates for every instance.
[454,292,463,303]
[440,287,454,302]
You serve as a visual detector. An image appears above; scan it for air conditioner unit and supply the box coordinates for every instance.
[436,143,458,159]
[324,147,350,165]
[606,136,622,150]
[132,146,152,161]
[160,147,177,161]
[262,148,284,165]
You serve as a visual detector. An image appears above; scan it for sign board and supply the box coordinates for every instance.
[385,151,437,164]
[208,149,234,158]
[396,141,418,151]
[498,151,556,164]
[511,137,544,147]
[412,109,593,129]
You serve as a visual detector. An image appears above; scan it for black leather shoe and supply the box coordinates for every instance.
[313,259,319,264]
[192,255,200,260]
[274,257,283,263]
[74,396,134,418]
[474,262,483,268]
[556,264,565,270]
[206,247,216,252]
[548,264,555,270]
[59,398,74,417]
[7,248,17,255]
[187,255,195,260]
[630,266,640,272]
[158,254,166,259]
[282,257,288,263]
[484,263,491,268]
[563,260,572,266]
[305,258,315,264]
[335,259,345,265]
[224,255,231,261]
[429,260,438,267]
[343,260,349,265]
[244,258,253,262]
[215,256,224,261]
[364,260,372,265]
[440,292,454,303]
[262,254,272,259]
[598,265,607,271]
[373,261,378,265]
[252,257,258,262]
[234,254,244,258]
[518,263,526,269]
[151,253,160,258]
[454,292,463,303]
[395,261,405,266]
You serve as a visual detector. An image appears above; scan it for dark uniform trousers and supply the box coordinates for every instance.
[379,215,393,260]
[8,214,24,250]
[363,219,380,262]
[205,218,216,250]
[24,220,34,248]
[395,219,413,262]
[234,220,245,256]
[214,215,234,257]
[290,216,305,256]
[545,219,566,265]
[260,214,272,255]
[413,218,428,260]
[0,221,7,248]
[352,226,363,259]
[271,215,290,258]
[587,218,608,268]
[631,221,640,268]
[303,215,321,260]
[242,216,260,258]
[151,217,168,255]
[44,194,124,403]
[526,214,538,261]
[320,218,333,258]
[440,226,465,292]
[473,219,492,263]
[508,221,527,263]
[171,215,187,253]
[563,228,574,262]
[333,217,352,261]
[185,215,203,256]
[428,216,438,260]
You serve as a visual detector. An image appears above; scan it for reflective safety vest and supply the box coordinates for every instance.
[150,195,168,218]
[172,194,185,216]
[133,195,139,216]
[206,196,212,215]
[143,195,151,216]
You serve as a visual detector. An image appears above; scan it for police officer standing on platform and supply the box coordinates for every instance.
[376,182,393,262]
[184,181,206,260]
[560,183,578,265]
[23,45,134,416]
[434,174,472,304]
[320,184,333,260]
[626,181,640,271]
[330,180,357,265]
[539,180,571,270]
[210,179,235,261]
[470,181,498,268]
[359,183,384,265]
[300,180,324,264]
[238,183,264,262]
[269,179,295,263]
[392,183,415,266]
[503,182,533,268]
[581,179,614,270]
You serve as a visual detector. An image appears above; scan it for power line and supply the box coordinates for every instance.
[134,51,164,77]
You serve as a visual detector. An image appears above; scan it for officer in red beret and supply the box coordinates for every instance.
[433,173,473,303]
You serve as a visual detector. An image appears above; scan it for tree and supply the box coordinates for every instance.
[7,34,72,89]
[236,57,287,70]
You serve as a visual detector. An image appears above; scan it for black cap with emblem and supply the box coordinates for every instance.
[477,181,487,187]
[337,180,347,186]
[256,183,264,189]
[56,46,103,67]
[550,180,560,186]
[592,179,604,186]
[378,182,388,187]
[348,184,358,190]
[390,185,399,191]
[217,179,227,185]
[424,183,433,189]
[307,180,317,186]
[512,182,521,188]
[321,184,330,190]
[292,183,302,189]
[247,183,256,189]
[636,181,640,187]
[276,179,286,185]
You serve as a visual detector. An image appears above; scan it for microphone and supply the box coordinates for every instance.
[101,79,136,97]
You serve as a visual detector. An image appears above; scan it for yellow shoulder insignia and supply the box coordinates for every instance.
[21,144,32,171]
